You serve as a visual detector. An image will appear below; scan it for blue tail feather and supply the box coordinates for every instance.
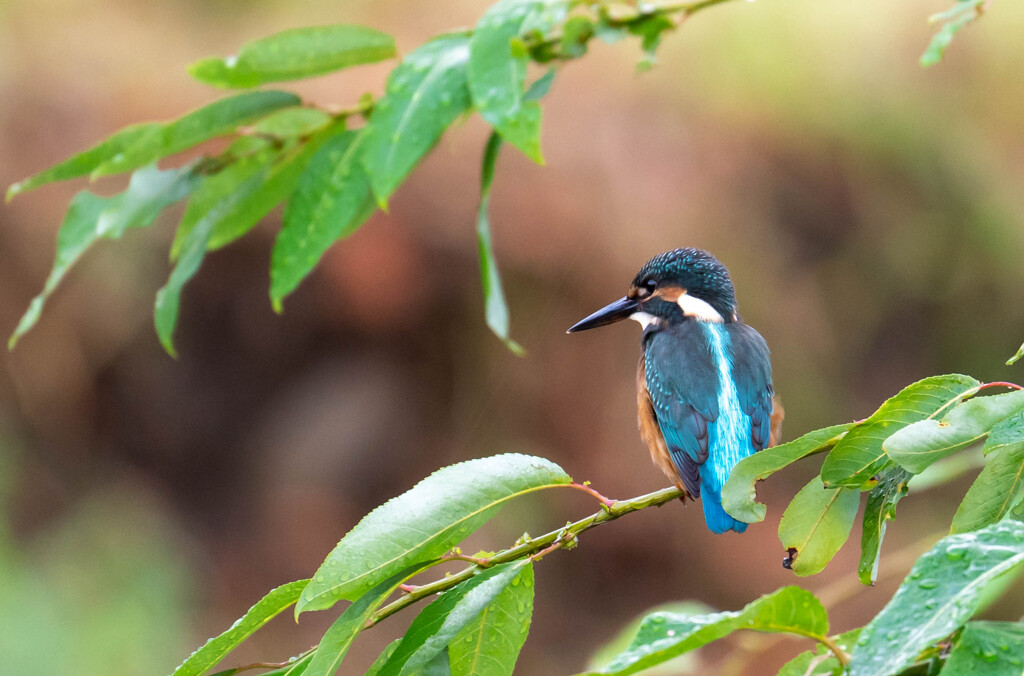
[700,481,747,534]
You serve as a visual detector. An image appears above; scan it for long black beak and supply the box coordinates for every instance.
[566,296,639,333]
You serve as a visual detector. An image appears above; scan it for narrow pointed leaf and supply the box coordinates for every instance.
[858,466,911,585]
[171,131,336,260]
[449,562,534,676]
[10,164,197,348]
[940,621,1024,675]
[582,587,829,676]
[849,520,1024,676]
[476,133,522,354]
[1008,342,1024,366]
[775,629,861,676]
[93,91,300,177]
[366,640,403,676]
[7,123,160,200]
[253,107,333,138]
[820,375,980,487]
[587,602,711,676]
[362,35,472,206]
[189,25,396,89]
[270,130,376,310]
[155,169,269,356]
[722,423,853,523]
[468,0,566,163]
[304,565,434,676]
[296,454,570,615]
[170,579,308,676]
[985,409,1024,455]
[778,476,860,577]
[378,561,530,676]
[885,390,1024,474]
[950,443,1024,534]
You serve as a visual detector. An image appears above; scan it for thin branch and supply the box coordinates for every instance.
[365,485,684,628]
[816,633,851,667]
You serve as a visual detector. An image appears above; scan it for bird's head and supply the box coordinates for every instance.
[567,248,738,334]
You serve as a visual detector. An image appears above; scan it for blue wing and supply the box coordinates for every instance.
[643,321,775,533]
[643,323,719,499]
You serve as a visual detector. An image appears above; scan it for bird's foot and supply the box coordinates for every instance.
[675,482,690,503]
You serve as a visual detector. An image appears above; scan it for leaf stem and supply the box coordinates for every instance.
[816,633,851,667]
[365,484,683,628]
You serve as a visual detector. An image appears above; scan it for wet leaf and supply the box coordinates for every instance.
[820,375,980,487]
[722,423,853,524]
[849,520,1024,676]
[940,621,1024,675]
[951,443,1024,534]
[885,390,1024,474]
[377,562,530,676]
[296,454,569,615]
[362,35,472,207]
[858,466,912,585]
[270,130,376,311]
[778,476,860,577]
[581,587,830,676]
[170,579,308,676]
[449,562,534,676]
[189,25,396,88]
[93,91,300,177]
[10,164,197,349]
[776,629,860,676]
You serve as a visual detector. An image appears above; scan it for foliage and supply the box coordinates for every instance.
[6,1,1018,675]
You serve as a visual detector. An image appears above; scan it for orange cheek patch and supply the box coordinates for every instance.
[652,285,686,302]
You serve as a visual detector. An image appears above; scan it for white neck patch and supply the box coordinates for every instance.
[676,293,724,323]
[630,312,661,330]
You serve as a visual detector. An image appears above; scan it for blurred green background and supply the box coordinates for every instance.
[1,0,1023,674]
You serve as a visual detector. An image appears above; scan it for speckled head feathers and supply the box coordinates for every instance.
[631,248,737,319]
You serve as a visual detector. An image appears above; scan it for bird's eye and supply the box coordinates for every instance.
[637,279,657,297]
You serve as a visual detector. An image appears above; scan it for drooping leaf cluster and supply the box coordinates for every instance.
[7,0,708,355]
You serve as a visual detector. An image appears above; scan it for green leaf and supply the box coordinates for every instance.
[155,166,272,356]
[9,164,197,349]
[468,0,566,163]
[93,91,300,177]
[885,390,1024,474]
[247,652,313,676]
[985,409,1024,455]
[449,562,534,676]
[1007,342,1024,366]
[189,25,396,89]
[560,16,595,58]
[362,35,473,207]
[776,629,861,676]
[848,520,1024,676]
[778,476,860,577]
[171,130,336,261]
[950,443,1024,534]
[820,374,980,487]
[253,107,334,138]
[907,446,986,492]
[920,0,985,68]
[366,640,402,676]
[475,133,523,355]
[627,14,675,70]
[858,467,912,585]
[581,587,830,676]
[378,561,530,676]
[6,123,160,200]
[304,565,434,676]
[270,130,376,311]
[940,621,1024,675]
[722,423,853,524]
[296,454,570,615]
[169,579,308,676]
[587,602,712,676]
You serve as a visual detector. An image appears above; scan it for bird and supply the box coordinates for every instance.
[567,248,783,533]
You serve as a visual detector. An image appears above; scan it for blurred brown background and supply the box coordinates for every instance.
[2,0,1024,674]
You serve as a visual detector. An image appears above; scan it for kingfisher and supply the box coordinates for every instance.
[568,248,783,533]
